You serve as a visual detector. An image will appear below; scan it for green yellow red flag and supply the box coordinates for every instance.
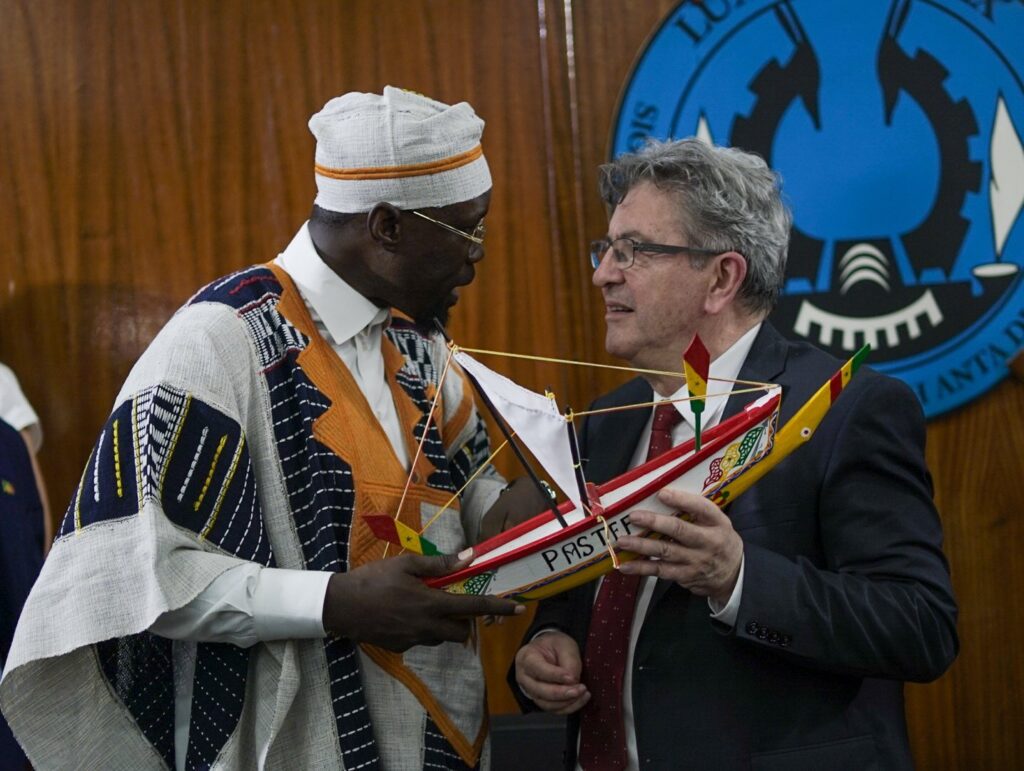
[363,513,441,556]
[683,334,710,450]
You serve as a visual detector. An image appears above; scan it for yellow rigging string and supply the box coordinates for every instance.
[397,437,511,555]
[384,345,455,559]
[386,340,776,547]
[453,343,773,390]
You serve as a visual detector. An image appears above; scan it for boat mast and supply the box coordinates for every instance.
[564,409,593,516]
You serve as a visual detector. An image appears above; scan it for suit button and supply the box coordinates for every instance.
[745,621,759,635]
[757,627,768,640]
[768,631,781,644]
[780,634,792,647]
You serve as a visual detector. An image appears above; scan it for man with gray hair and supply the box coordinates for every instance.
[1,86,536,770]
[514,139,958,770]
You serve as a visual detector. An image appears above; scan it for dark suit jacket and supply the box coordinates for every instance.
[0,418,44,768]
[519,323,958,771]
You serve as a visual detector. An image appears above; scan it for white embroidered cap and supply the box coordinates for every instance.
[309,86,492,213]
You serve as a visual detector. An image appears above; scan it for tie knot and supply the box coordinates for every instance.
[652,402,684,431]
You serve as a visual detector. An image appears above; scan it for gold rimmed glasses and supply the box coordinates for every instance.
[412,210,486,245]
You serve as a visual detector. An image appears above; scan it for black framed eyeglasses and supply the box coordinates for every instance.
[589,237,722,270]
[412,210,486,245]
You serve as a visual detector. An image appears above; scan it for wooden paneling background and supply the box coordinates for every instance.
[0,2,1020,767]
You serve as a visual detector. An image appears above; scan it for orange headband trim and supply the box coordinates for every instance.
[314,145,483,181]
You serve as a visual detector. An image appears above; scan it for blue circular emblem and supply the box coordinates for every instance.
[611,0,1024,418]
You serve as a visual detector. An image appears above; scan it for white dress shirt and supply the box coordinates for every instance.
[0,362,43,452]
[149,223,413,769]
[574,323,761,771]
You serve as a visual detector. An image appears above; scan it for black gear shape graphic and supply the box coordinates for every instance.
[730,4,981,295]
[879,41,982,275]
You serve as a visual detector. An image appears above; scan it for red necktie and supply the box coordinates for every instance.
[577,402,684,770]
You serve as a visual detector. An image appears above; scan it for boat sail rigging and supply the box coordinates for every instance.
[451,348,589,518]
[364,330,870,601]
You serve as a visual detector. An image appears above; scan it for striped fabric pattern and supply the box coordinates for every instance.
[424,715,480,771]
[386,320,493,495]
[194,267,380,769]
[184,643,251,770]
[48,265,490,769]
[60,381,273,768]
[59,386,272,568]
[95,633,176,768]
[262,359,379,770]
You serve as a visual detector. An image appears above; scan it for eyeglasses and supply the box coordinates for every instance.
[589,237,722,270]
[411,210,486,245]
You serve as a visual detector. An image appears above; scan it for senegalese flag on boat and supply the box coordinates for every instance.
[710,344,871,506]
[831,344,871,398]
[683,334,710,450]
[363,513,441,556]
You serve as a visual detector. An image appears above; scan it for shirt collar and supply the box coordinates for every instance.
[274,221,390,346]
[661,322,763,432]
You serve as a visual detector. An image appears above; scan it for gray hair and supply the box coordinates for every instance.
[598,138,791,314]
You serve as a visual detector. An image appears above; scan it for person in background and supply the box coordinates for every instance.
[514,139,958,770]
[2,86,541,770]
[0,416,45,771]
[0,362,52,549]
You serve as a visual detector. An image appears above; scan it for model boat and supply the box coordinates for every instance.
[367,334,869,601]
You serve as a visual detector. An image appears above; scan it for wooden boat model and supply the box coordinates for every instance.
[428,390,779,600]
[367,335,869,602]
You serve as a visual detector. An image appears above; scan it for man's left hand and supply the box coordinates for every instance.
[478,476,554,543]
[615,487,743,605]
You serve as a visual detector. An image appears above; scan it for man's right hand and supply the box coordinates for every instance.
[322,550,525,652]
[514,631,590,714]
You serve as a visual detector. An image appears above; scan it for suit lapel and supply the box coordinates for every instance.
[583,378,652,485]
[721,321,790,421]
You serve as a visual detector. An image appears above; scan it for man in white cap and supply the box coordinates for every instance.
[1,87,533,770]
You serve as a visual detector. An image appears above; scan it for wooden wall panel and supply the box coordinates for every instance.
[0,0,572,507]
[0,0,1021,766]
[553,0,684,401]
[0,0,567,715]
[905,373,1024,769]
